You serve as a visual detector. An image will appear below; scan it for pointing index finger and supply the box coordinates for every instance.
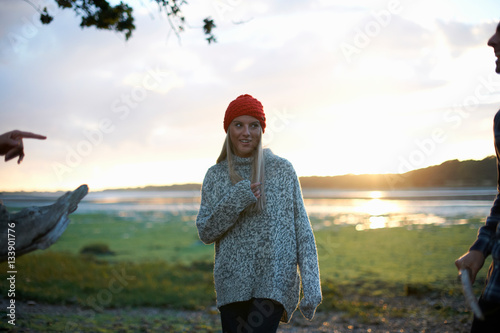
[12,131,47,140]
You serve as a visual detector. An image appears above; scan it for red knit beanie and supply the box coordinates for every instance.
[223,94,266,133]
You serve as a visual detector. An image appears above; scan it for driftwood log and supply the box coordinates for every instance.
[0,184,88,262]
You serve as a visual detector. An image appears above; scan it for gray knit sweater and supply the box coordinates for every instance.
[196,149,322,323]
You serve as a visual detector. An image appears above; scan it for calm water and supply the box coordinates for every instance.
[1,187,497,230]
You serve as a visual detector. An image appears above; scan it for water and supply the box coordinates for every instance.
[0,190,201,213]
[1,187,496,230]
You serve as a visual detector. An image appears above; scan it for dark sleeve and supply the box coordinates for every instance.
[469,216,499,257]
[470,110,500,256]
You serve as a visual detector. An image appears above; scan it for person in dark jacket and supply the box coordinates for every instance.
[455,21,500,333]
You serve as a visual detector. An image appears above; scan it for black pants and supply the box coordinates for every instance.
[220,298,284,333]
[470,298,500,333]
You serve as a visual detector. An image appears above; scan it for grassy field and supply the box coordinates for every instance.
[44,212,212,264]
[0,211,491,331]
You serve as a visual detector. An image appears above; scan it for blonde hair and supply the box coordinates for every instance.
[217,128,266,213]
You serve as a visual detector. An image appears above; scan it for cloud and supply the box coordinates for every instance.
[1,0,500,190]
[436,20,496,55]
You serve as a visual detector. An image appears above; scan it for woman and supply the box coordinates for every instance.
[196,94,322,332]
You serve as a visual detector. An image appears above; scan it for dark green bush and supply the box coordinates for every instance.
[80,243,115,256]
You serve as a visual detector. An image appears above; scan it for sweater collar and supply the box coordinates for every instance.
[232,153,254,166]
[227,148,272,166]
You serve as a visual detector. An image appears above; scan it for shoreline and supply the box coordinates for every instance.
[1,186,497,199]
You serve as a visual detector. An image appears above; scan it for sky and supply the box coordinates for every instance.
[1,0,500,192]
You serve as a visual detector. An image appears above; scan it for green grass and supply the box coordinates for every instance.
[0,211,491,331]
[0,252,215,310]
[47,212,213,263]
[49,212,489,283]
[315,222,490,284]
[0,309,221,332]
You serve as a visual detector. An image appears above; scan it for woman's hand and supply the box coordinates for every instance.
[250,182,261,199]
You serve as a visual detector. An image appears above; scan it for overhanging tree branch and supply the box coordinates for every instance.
[26,0,217,43]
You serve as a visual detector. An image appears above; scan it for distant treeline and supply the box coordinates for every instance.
[103,183,202,192]
[104,156,497,192]
[299,155,497,190]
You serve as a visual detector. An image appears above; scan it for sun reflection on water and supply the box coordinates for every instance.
[354,198,402,230]
[305,196,451,231]
[369,216,386,229]
[357,198,401,216]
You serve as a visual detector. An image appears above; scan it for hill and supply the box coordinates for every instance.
[299,155,497,190]
[101,183,202,192]
[104,155,497,191]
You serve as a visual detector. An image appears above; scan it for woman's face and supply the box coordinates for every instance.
[229,115,261,158]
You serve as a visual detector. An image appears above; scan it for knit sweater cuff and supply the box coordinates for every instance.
[196,179,257,244]
[298,294,322,320]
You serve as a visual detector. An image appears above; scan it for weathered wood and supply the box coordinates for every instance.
[0,184,89,262]
[460,268,484,321]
